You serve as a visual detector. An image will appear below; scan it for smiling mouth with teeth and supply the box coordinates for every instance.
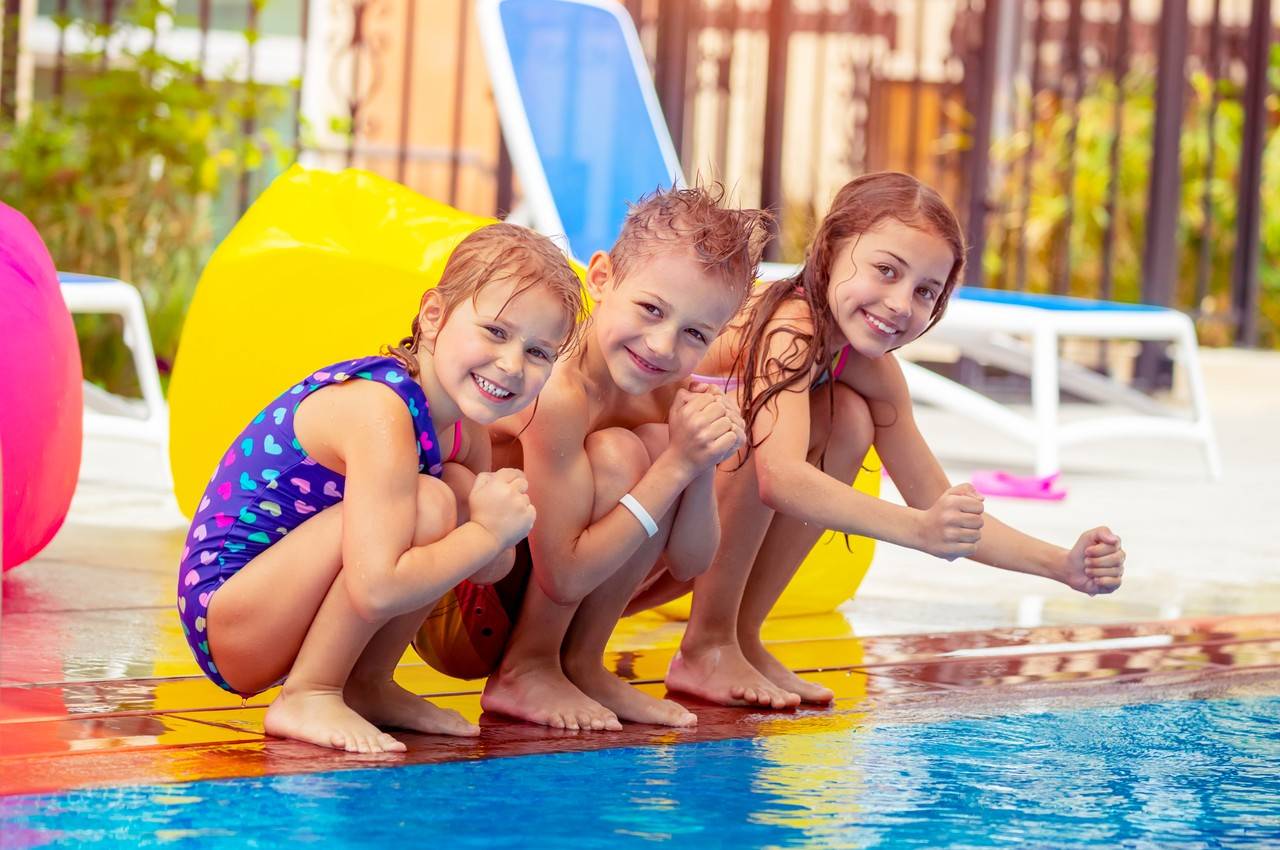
[472,373,515,401]
[861,310,902,337]
[625,347,667,374]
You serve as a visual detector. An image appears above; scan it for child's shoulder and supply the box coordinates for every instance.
[763,294,817,334]
[296,357,417,433]
[494,365,591,441]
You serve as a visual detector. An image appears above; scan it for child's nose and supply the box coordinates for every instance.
[886,285,913,318]
[646,330,675,361]
[497,345,523,376]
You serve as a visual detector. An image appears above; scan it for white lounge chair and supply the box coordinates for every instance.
[57,272,168,451]
[912,289,1220,478]
[476,0,1220,479]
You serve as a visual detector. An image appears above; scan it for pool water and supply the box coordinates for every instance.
[3,695,1278,849]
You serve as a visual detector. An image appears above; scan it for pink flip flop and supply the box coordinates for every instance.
[971,470,1067,501]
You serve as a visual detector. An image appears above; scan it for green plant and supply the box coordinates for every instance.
[0,0,294,393]
[983,53,1280,348]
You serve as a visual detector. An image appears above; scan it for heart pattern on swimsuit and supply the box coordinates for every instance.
[177,355,442,693]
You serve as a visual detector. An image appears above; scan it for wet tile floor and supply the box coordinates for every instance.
[3,525,1279,797]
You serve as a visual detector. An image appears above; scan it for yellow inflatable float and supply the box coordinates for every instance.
[168,166,877,619]
[168,166,493,517]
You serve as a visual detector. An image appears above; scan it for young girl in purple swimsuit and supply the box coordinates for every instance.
[637,173,1128,709]
[177,223,583,753]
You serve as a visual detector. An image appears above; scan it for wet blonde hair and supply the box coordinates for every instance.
[609,184,773,306]
[387,223,586,375]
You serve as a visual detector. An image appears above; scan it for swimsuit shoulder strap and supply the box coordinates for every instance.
[341,355,445,476]
[445,421,462,464]
[831,344,852,381]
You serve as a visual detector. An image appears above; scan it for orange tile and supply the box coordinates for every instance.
[0,711,262,760]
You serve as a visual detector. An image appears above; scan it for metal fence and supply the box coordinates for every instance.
[629,0,1275,346]
[2,0,1275,345]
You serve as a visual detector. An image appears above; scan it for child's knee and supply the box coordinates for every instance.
[439,462,475,522]
[814,384,875,478]
[834,384,873,444]
[585,427,648,508]
[413,475,459,545]
[632,422,669,462]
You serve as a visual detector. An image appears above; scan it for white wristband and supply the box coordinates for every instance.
[619,493,659,538]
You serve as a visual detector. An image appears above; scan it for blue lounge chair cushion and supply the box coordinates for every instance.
[957,288,1167,312]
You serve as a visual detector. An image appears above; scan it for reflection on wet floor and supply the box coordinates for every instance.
[2,530,1279,797]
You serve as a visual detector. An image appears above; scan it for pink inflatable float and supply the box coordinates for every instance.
[0,203,83,570]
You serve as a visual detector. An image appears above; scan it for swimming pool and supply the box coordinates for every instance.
[4,694,1276,849]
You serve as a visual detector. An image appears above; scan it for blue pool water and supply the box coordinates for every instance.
[3,696,1278,849]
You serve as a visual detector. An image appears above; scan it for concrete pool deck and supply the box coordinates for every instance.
[1,346,1276,796]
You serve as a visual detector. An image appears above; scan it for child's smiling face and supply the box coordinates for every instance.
[587,248,742,395]
[826,218,955,358]
[427,279,574,423]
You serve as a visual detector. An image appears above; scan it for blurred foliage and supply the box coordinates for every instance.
[0,0,294,393]
[983,48,1280,348]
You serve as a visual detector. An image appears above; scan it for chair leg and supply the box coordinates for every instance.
[1032,327,1060,477]
[1177,319,1222,480]
[120,287,166,435]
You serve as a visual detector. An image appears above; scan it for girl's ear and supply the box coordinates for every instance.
[418,290,447,354]
[585,251,613,303]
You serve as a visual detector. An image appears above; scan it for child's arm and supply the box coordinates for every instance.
[747,305,977,558]
[844,352,1124,594]
[662,466,719,582]
[520,381,732,604]
[448,419,516,583]
[662,391,745,582]
[331,383,532,620]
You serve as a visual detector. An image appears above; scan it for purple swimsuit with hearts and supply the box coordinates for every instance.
[177,355,444,695]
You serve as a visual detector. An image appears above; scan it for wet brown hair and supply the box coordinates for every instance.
[386,223,586,376]
[735,172,965,451]
[609,184,772,307]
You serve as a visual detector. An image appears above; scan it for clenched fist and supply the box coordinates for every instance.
[1062,526,1125,596]
[468,468,536,549]
[667,384,747,472]
[917,483,984,560]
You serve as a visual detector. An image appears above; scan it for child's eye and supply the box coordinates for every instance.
[639,302,661,317]
[916,286,937,302]
[685,328,707,344]
[485,325,507,340]
[876,264,897,280]
[527,347,552,362]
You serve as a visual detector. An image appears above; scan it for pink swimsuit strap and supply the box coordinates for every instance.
[445,420,462,463]
[831,344,852,381]
[689,372,741,394]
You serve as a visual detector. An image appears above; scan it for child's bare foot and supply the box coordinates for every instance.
[742,639,834,704]
[264,686,406,753]
[345,679,480,737]
[481,661,622,731]
[564,659,697,728]
[666,643,801,709]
